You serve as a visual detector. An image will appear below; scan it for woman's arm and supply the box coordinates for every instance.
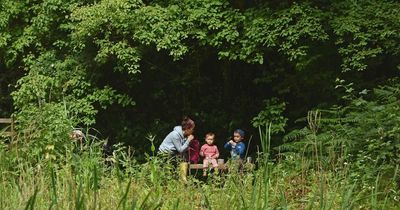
[172,132,190,153]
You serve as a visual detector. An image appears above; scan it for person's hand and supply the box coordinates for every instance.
[229,140,236,145]
[200,151,204,156]
[187,134,194,142]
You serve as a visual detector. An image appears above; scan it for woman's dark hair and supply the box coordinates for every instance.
[181,116,195,130]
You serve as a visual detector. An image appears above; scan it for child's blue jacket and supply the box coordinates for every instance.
[224,142,246,160]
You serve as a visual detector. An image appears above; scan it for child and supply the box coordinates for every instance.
[200,132,219,176]
[224,129,246,161]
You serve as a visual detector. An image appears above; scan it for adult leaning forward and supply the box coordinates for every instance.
[158,116,195,181]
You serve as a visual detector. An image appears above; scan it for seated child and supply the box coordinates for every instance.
[200,132,219,176]
[224,129,246,161]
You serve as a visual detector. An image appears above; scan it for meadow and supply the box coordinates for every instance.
[1,126,398,210]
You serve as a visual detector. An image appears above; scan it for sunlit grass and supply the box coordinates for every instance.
[0,132,399,209]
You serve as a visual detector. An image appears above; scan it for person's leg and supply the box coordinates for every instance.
[202,159,209,176]
[203,158,209,168]
[211,158,219,174]
[179,162,188,182]
[173,155,188,183]
[211,158,218,168]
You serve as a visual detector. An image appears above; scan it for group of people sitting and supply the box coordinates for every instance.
[158,116,246,176]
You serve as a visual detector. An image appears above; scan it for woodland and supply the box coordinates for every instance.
[0,0,400,209]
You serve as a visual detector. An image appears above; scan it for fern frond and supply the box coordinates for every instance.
[283,127,310,143]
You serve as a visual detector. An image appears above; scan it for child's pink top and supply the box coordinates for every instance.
[200,144,219,159]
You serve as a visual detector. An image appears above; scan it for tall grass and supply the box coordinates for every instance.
[0,131,399,209]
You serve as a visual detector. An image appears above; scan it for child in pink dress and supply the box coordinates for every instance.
[200,132,219,176]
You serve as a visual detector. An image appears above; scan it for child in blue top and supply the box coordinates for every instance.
[224,129,246,160]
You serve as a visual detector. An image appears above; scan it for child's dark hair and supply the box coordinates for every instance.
[181,116,195,130]
[205,132,215,139]
[234,129,245,138]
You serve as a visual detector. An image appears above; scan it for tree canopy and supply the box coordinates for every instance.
[1,0,399,157]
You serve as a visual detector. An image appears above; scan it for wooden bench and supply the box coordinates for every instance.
[187,163,227,176]
[188,161,255,176]
[189,163,227,170]
[0,117,16,138]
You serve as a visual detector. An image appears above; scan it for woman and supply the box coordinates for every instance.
[158,116,195,182]
[158,116,195,156]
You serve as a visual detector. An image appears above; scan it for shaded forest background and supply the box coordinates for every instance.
[1,0,399,160]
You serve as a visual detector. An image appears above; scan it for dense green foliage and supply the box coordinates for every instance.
[1,0,400,208]
[281,79,400,188]
[1,0,399,143]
